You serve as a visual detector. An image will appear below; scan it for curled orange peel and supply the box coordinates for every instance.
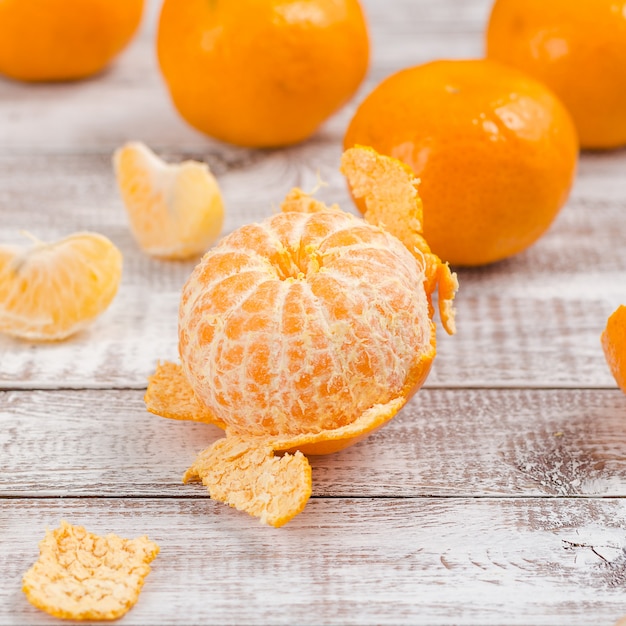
[146,362,412,526]
[146,360,225,427]
[340,145,458,335]
[145,146,456,527]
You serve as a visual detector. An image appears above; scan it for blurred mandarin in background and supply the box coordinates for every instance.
[486,0,626,150]
[0,0,144,82]
[157,0,370,148]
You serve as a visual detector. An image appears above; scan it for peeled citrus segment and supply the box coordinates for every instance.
[0,232,122,341]
[22,520,159,621]
[145,361,225,427]
[601,305,626,393]
[114,142,224,260]
[183,437,312,528]
[340,145,458,335]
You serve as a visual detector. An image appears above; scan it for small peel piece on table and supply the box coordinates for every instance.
[184,437,312,528]
[22,520,159,621]
[601,304,626,393]
[340,144,458,335]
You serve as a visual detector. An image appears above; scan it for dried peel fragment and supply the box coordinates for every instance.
[22,521,159,621]
[184,437,312,528]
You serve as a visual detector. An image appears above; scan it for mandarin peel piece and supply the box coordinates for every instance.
[340,145,458,335]
[114,141,224,260]
[280,187,341,215]
[601,305,626,393]
[183,437,312,528]
[22,521,159,621]
[146,361,411,455]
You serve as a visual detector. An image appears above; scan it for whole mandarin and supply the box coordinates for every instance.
[344,59,579,267]
[486,0,626,150]
[0,0,144,82]
[157,0,369,148]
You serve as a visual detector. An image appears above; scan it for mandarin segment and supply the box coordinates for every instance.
[114,142,224,260]
[22,521,159,621]
[601,305,626,393]
[0,232,122,341]
[183,437,312,528]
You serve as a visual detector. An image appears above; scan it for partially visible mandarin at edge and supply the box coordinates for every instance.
[0,0,144,82]
[601,305,626,394]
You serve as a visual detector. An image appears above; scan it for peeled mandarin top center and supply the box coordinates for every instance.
[178,209,432,438]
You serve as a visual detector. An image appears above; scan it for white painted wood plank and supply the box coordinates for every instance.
[1,265,621,389]
[0,0,492,154]
[3,388,626,498]
[2,497,626,626]
[1,148,625,389]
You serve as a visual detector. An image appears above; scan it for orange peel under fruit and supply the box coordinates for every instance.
[114,141,224,260]
[0,231,122,341]
[22,520,159,621]
[601,305,626,393]
[145,146,458,527]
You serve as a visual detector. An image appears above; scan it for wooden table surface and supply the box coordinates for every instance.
[2,1,626,624]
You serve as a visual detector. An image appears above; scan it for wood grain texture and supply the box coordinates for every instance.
[2,388,626,498]
[2,498,626,626]
[0,148,625,389]
[2,0,626,624]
